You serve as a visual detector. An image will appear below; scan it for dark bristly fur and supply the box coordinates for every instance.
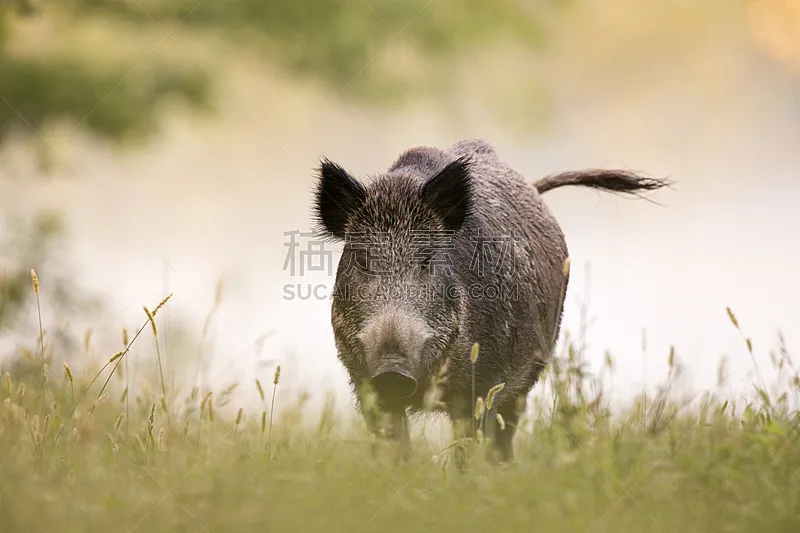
[311,139,671,465]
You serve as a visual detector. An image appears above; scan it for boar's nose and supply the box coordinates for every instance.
[370,367,418,400]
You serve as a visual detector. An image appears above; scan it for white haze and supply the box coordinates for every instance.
[2,14,799,423]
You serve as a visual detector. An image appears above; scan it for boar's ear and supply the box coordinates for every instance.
[420,156,473,232]
[313,158,366,240]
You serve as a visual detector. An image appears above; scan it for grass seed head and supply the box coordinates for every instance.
[144,306,157,337]
[21,346,35,363]
[152,293,173,316]
[200,391,212,414]
[106,433,120,452]
[221,382,238,400]
[470,343,480,364]
[30,269,39,294]
[273,365,281,385]
[770,350,780,369]
[717,356,728,388]
[83,329,92,353]
[93,393,109,408]
[726,307,739,329]
[486,383,505,410]
[256,379,265,401]
[63,361,73,384]
[604,351,614,372]
[474,397,485,421]
[122,328,129,346]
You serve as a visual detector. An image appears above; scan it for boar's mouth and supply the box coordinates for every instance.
[370,366,418,401]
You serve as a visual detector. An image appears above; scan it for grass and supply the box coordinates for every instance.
[1,276,799,532]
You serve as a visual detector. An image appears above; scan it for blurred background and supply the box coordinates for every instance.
[1,0,799,418]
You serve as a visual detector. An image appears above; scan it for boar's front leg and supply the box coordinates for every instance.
[448,398,475,472]
[449,410,516,469]
[357,382,412,462]
[450,417,472,472]
[385,408,412,462]
[364,403,412,463]
[449,394,524,466]
[485,405,517,464]
[486,394,526,464]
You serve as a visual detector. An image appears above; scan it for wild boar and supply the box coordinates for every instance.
[312,139,669,463]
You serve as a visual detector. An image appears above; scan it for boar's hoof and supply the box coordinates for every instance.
[371,369,418,401]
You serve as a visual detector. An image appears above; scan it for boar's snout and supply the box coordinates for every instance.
[370,365,418,401]
[357,306,430,402]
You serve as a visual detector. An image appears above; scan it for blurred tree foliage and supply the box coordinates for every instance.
[0,0,567,350]
[2,0,798,153]
[0,0,569,149]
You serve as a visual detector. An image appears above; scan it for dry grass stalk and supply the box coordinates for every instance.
[53,294,173,447]
[30,268,46,446]
[268,365,281,458]
[144,305,171,429]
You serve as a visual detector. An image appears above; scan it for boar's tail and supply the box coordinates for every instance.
[534,169,672,198]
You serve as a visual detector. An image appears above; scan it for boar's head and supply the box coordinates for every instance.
[313,154,473,406]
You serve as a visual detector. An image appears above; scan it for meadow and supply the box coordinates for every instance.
[1,271,799,533]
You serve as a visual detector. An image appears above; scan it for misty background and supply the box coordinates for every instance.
[1,0,799,420]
